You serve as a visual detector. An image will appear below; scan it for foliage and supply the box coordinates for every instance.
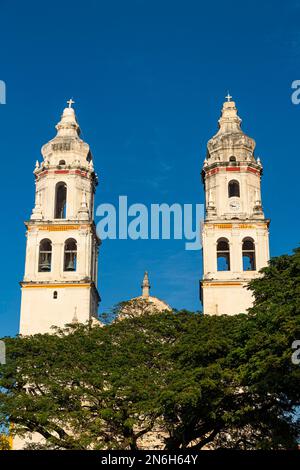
[0,248,299,449]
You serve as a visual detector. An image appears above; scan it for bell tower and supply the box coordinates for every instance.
[20,100,101,334]
[200,95,270,315]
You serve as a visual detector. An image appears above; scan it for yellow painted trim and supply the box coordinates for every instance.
[203,282,243,287]
[28,225,84,231]
[213,224,232,229]
[206,222,268,230]
[21,283,91,289]
[40,225,80,231]
[237,224,259,229]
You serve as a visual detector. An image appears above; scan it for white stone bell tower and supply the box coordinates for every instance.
[19,100,101,334]
[200,95,270,315]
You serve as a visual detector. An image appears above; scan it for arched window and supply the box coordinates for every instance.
[228,180,240,198]
[55,182,67,219]
[217,238,230,271]
[59,160,66,166]
[229,156,236,162]
[38,239,52,272]
[64,238,77,271]
[242,238,256,271]
[53,291,58,299]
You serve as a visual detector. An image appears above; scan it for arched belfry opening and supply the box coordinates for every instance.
[38,239,52,272]
[228,180,240,198]
[216,238,230,271]
[242,238,256,271]
[64,238,77,272]
[55,182,67,219]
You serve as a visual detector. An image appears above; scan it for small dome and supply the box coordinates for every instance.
[117,272,172,320]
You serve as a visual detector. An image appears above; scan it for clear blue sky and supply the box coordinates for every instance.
[0,0,299,337]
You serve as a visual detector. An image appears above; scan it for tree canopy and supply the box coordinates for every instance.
[0,248,299,449]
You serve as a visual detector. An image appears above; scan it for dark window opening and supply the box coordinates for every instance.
[53,291,58,299]
[229,156,236,162]
[228,180,240,198]
[242,238,256,271]
[55,182,67,219]
[217,239,230,271]
[64,239,77,271]
[38,239,52,272]
[59,160,66,165]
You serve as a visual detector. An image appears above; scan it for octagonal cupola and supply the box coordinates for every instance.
[206,95,256,164]
[38,100,93,170]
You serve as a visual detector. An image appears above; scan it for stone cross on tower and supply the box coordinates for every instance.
[67,98,75,108]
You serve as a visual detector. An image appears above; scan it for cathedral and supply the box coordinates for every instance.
[14,95,270,449]
[19,95,270,332]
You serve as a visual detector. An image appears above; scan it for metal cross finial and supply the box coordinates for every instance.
[67,98,75,108]
[225,92,232,102]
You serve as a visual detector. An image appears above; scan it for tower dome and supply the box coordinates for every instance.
[206,94,256,164]
[39,99,94,170]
